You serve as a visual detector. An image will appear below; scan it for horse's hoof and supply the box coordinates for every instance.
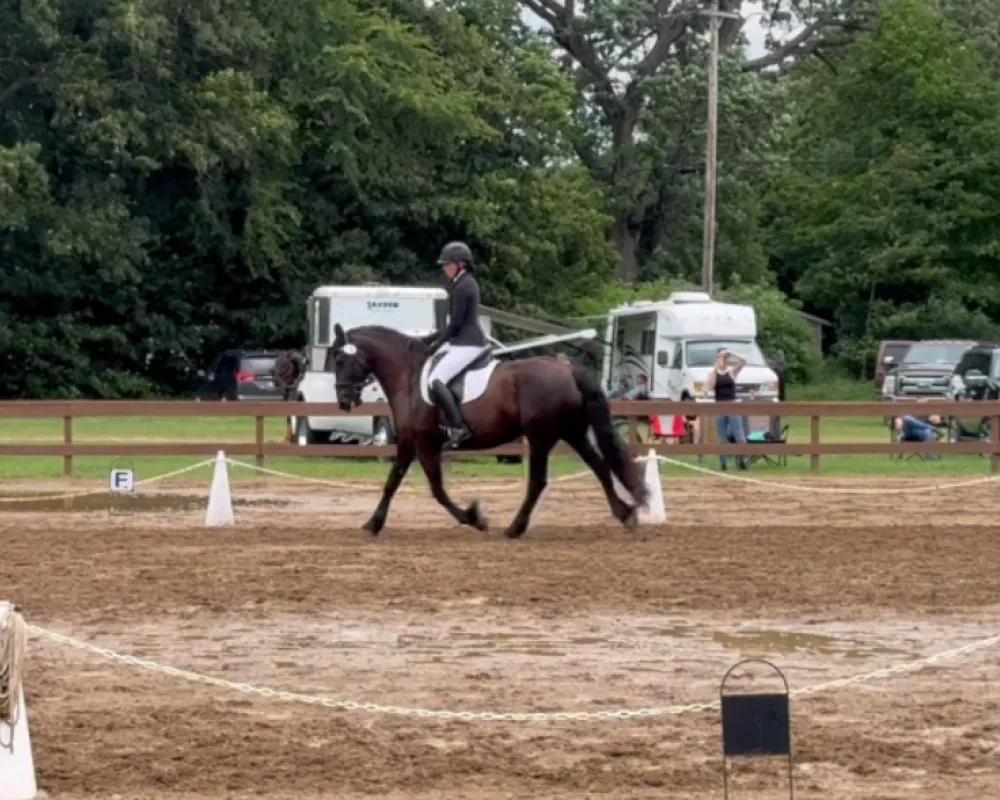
[362,519,383,538]
[503,527,525,539]
[622,506,639,530]
[466,501,489,532]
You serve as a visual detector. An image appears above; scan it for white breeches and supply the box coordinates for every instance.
[429,344,485,386]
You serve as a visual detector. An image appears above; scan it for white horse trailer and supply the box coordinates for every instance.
[293,285,447,446]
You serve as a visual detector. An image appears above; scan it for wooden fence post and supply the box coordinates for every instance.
[992,416,1000,475]
[63,415,73,477]
[255,416,265,467]
[810,416,820,474]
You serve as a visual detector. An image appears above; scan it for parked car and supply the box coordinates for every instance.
[881,340,991,399]
[195,349,282,401]
[875,339,913,396]
[947,346,1000,444]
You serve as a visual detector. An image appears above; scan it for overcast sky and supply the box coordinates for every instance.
[521,1,771,60]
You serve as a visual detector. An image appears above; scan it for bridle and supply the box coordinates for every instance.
[333,342,375,406]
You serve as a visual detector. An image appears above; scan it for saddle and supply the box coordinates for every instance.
[419,346,499,407]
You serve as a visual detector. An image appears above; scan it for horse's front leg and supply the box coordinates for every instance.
[418,446,488,531]
[363,442,415,537]
[503,435,554,539]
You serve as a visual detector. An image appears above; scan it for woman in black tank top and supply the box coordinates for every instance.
[705,349,747,470]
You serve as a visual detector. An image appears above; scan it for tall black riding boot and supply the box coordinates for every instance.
[431,380,471,450]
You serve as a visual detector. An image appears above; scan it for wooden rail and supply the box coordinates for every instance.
[0,398,996,476]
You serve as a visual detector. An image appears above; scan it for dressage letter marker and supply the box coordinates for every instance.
[109,468,135,493]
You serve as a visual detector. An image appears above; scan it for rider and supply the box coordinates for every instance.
[426,241,489,450]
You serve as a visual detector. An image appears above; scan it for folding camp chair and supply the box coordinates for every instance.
[649,414,694,445]
[744,415,789,467]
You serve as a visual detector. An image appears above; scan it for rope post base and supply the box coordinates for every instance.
[0,602,36,800]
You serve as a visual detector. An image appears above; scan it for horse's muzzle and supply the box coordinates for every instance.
[336,386,362,412]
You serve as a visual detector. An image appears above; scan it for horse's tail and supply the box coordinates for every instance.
[572,368,650,508]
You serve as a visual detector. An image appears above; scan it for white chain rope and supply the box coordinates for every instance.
[0,458,216,504]
[225,457,388,492]
[225,456,595,492]
[228,448,1000,497]
[24,624,1000,723]
[651,454,1000,494]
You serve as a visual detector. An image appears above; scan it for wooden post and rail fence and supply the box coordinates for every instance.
[0,398,997,477]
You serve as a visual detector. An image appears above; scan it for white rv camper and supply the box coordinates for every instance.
[601,292,779,402]
[293,284,598,447]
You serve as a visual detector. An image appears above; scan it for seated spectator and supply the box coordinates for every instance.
[608,376,631,399]
[625,374,650,400]
[895,412,944,458]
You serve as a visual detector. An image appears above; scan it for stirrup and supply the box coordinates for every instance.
[444,426,471,450]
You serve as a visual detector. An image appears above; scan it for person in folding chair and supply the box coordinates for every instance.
[894,412,945,459]
[425,241,490,450]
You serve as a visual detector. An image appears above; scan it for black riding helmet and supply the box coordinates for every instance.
[437,241,475,271]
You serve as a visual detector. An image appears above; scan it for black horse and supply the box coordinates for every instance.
[332,323,650,538]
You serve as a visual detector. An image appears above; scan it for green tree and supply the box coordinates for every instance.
[514,0,872,281]
[766,0,1000,372]
[0,0,615,397]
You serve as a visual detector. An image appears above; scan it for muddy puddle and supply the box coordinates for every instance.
[713,628,914,660]
[0,491,290,513]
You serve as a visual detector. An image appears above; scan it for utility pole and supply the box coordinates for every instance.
[701,0,720,298]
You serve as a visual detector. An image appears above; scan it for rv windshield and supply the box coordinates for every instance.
[685,341,767,368]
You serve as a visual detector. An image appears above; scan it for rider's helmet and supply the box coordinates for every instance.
[437,241,475,272]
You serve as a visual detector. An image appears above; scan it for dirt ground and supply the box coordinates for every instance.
[4,472,1000,798]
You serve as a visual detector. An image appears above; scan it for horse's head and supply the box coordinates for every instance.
[332,323,373,411]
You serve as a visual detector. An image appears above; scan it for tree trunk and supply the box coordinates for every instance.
[609,101,642,282]
[614,215,639,282]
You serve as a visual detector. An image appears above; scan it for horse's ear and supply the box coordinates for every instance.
[333,323,345,347]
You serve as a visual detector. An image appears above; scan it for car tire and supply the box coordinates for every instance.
[293,413,325,446]
[978,419,992,458]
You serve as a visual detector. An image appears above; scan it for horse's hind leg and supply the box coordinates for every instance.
[418,447,488,531]
[565,434,638,529]
[503,436,555,539]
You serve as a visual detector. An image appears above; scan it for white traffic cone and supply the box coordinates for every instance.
[205,451,235,526]
[0,602,36,800]
[637,448,667,524]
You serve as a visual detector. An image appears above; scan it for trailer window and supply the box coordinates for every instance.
[640,330,655,356]
[434,299,448,333]
[313,298,331,346]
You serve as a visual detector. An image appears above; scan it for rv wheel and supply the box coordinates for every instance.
[373,417,396,463]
